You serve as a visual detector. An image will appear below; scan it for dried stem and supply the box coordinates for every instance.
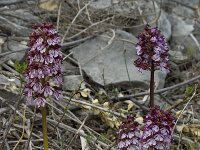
[111,74,200,102]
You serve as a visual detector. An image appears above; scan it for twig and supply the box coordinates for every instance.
[123,49,131,85]
[66,17,113,40]
[0,36,94,57]
[0,139,43,144]
[80,130,89,150]
[51,99,112,144]
[29,111,110,148]
[0,70,21,78]
[66,115,88,149]
[63,51,73,60]
[13,105,27,150]
[26,106,36,150]
[0,0,24,6]
[51,82,83,133]
[190,33,200,51]
[172,84,197,135]
[64,96,125,118]
[0,15,31,36]
[56,1,62,31]
[61,2,91,44]
[2,63,20,75]
[0,107,9,115]
[0,48,28,57]
[169,0,196,10]
[85,4,92,24]
[0,78,24,149]
[99,35,137,45]
[111,74,200,102]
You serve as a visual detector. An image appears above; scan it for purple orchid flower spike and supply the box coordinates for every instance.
[141,106,175,150]
[134,25,169,72]
[24,23,63,108]
[116,25,175,150]
[117,116,142,150]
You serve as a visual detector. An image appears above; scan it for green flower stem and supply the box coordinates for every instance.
[41,106,48,150]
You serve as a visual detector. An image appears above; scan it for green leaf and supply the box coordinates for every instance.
[14,61,27,73]
[185,85,194,96]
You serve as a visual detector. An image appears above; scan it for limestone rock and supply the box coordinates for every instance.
[71,30,167,89]
[63,75,85,91]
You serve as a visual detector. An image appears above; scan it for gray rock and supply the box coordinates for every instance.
[2,9,40,23]
[0,74,20,89]
[90,0,112,9]
[0,0,23,6]
[170,35,200,63]
[0,15,31,36]
[160,0,199,9]
[2,40,28,61]
[127,4,171,40]
[172,5,196,19]
[169,50,188,64]
[0,75,10,89]
[90,0,161,20]
[0,36,6,54]
[63,75,85,91]
[71,30,167,89]
[157,11,171,40]
[139,2,171,39]
[167,14,194,37]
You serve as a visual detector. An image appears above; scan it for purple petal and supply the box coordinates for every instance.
[155,144,164,150]
[127,132,134,138]
[155,134,164,141]
[152,125,159,133]
[37,68,44,79]
[118,141,125,149]
[53,90,62,100]
[43,86,53,97]
[146,120,152,126]
[45,55,54,64]
[35,97,46,107]
[161,128,169,136]
[121,133,126,139]
[33,82,43,93]
[147,138,156,146]
[49,49,59,58]
[136,45,142,55]
[125,139,131,147]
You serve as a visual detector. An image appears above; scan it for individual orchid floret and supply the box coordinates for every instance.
[24,23,63,107]
[134,25,169,72]
[117,116,141,150]
[141,106,175,150]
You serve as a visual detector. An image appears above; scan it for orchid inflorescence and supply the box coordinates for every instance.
[117,25,175,150]
[24,23,63,108]
[117,108,175,150]
[141,106,175,150]
[134,25,169,72]
[117,116,141,150]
